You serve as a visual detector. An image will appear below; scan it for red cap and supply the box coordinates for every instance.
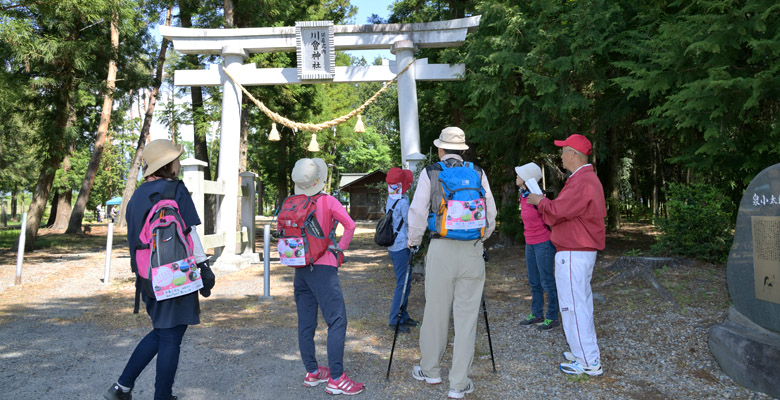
[554,134,592,156]
[386,167,413,193]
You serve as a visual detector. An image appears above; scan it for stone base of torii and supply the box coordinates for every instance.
[160,16,481,270]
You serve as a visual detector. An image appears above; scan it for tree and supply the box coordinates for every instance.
[116,5,173,228]
[66,7,119,233]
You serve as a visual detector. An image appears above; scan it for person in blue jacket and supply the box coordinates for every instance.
[385,167,418,333]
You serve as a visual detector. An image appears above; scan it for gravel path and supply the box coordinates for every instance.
[0,222,773,399]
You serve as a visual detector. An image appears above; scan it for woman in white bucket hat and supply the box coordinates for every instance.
[288,158,364,395]
[515,162,559,332]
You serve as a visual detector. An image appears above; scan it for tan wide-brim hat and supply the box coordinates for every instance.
[515,163,542,182]
[292,158,328,196]
[143,139,184,178]
[433,126,469,150]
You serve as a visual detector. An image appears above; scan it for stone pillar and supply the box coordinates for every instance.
[181,158,208,239]
[240,171,259,263]
[215,46,248,270]
[391,40,425,171]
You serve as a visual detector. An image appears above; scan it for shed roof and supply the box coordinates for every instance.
[339,171,387,190]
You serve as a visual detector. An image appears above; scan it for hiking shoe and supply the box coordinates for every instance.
[519,313,544,326]
[536,319,560,331]
[324,373,364,395]
[104,383,132,400]
[412,365,442,384]
[562,351,576,362]
[560,360,603,376]
[303,365,330,387]
[389,323,410,333]
[402,318,420,327]
[447,380,475,399]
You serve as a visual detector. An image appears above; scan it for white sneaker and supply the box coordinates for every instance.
[447,380,475,399]
[559,360,603,376]
[412,365,442,384]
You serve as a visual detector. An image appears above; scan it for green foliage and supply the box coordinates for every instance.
[624,248,644,257]
[652,182,734,262]
[497,202,523,242]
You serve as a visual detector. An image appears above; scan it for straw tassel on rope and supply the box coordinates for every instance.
[353,115,365,133]
[268,122,280,141]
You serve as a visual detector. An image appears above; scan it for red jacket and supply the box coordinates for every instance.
[537,165,606,251]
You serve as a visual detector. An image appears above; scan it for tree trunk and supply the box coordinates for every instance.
[117,7,172,228]
[605,127,621,230]
[45,192,59,227]
[224,0,234,28]
[498,170,517,247]
[11,187,18,221]
[237,96,249,227]
[16,74,76,250]
[50,145,75,231]
[652,140,660,219]
[51,189,73,230]
[20,161,59,251]
[66,12,119,234]
[180,0,215,234]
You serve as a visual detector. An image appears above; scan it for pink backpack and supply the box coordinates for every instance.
[133,181,202,311]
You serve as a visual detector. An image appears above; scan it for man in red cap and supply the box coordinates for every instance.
[384,167,418,333]
[527,134,606,377]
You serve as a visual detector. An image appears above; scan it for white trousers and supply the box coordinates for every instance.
[555,250,600,366]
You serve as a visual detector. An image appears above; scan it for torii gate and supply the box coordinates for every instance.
[160,16,481,269]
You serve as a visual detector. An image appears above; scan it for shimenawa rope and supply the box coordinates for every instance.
[221,59,416,133]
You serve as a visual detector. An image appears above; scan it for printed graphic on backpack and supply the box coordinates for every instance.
[444,198,487,230]
[279,238,307,266]
[151,256,203,301]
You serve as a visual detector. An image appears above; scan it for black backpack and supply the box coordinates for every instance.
[374,199,404,247]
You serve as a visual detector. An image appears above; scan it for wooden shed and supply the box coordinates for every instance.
[339,171,387,220]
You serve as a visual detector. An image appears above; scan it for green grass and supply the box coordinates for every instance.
[0,227,127,252]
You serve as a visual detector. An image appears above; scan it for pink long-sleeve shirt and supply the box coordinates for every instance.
[520,195,551,245]
[312,194,356,267]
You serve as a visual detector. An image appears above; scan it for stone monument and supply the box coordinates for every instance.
[708,163,780,398]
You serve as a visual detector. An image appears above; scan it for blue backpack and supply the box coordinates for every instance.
[427,160,487,240]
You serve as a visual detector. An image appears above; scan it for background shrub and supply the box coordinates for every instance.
[652,182,734,263]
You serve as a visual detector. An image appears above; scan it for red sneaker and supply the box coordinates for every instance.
[303,366,330,387]
[324,373,365,395]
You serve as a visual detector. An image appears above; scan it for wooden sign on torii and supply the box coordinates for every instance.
[160,16,481,269]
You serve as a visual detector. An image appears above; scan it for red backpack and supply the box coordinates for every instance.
[276,193,343,267]
[133,181,203,311]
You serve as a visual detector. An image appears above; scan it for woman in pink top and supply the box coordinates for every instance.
[290,158,364,395]
[515,163,559,331]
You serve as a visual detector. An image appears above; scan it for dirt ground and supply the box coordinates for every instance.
[0,221,770,399]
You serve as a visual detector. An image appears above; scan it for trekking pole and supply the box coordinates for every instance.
[482,294,497,373]
[386,246,418,381]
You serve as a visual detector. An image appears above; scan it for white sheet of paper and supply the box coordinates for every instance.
[525,178,543,195]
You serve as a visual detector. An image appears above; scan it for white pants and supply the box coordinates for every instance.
[555,250,600,366]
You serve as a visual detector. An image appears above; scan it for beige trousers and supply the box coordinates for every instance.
[419,238,485,391]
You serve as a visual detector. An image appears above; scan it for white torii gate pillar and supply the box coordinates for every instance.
[215,46,248,269]
[391,40,425,173]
